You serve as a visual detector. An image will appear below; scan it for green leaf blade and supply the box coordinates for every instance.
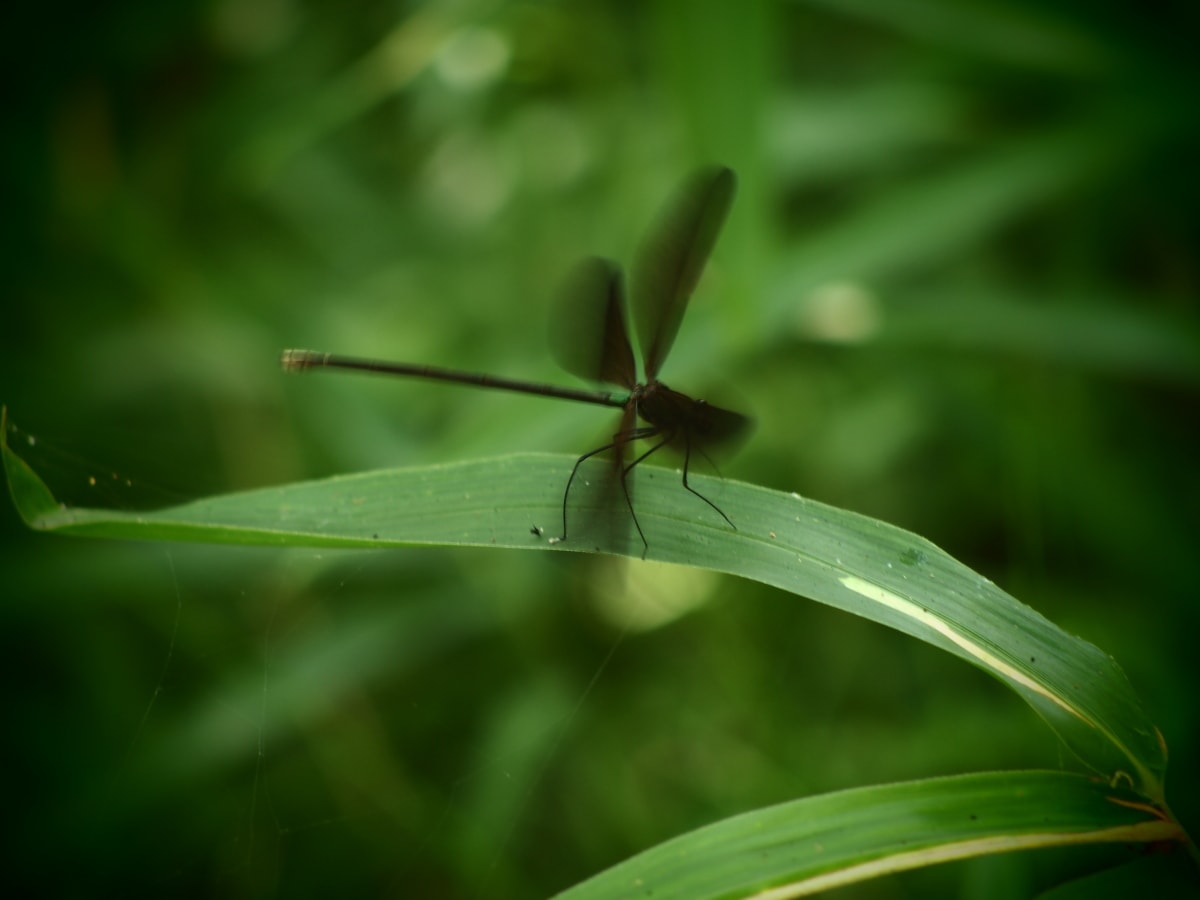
[1,424,1168,799]
[552,771,1179,900]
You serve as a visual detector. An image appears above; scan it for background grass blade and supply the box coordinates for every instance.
[2,417,1168,801]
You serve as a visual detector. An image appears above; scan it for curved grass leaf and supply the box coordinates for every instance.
[2,415,1167,802]
[553,770,1180,899]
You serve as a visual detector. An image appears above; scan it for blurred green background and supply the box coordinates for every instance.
[3,0,1198,895]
